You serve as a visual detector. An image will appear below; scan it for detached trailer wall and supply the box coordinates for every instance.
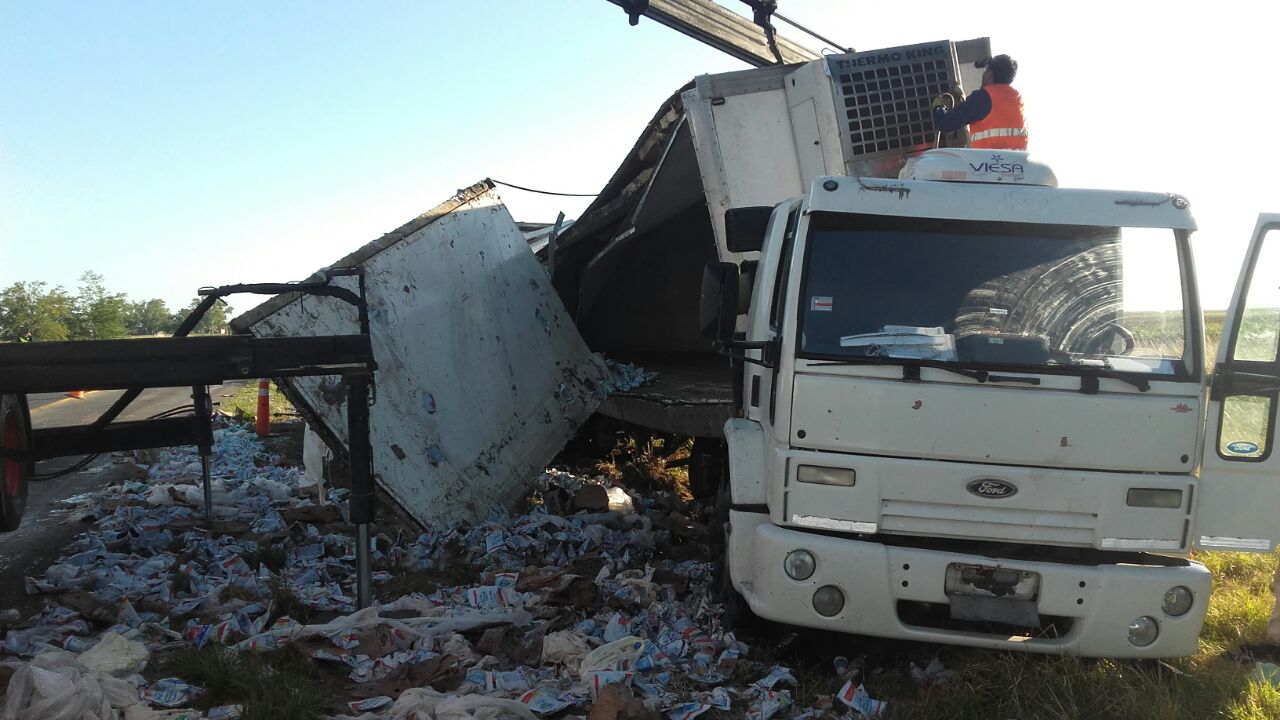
[232,182,608,527]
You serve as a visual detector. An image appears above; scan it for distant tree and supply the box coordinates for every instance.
[1,274,231,342]
[0,281,75,342]
[175,297,233,335]
[71,271,129,339]
[127,299,175,336]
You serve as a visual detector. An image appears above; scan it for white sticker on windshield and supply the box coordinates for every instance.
[811,296,833,312]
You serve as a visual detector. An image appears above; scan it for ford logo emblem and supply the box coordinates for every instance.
[967,478,1018,499]
[1227,441,1261,455]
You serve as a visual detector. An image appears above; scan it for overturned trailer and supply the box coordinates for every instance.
[235,39,993,523]
[548,38,991,438]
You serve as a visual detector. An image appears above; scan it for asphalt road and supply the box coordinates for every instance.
[28,382,251,428]
[0,381,252,619]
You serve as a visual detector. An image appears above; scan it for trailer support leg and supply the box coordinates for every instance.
[356,523,372,608]
[193,386,215,525]
[346,373,375,609]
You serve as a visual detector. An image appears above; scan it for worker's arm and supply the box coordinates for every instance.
[932,88,992,133]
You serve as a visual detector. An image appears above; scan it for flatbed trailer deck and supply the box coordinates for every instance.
[596,354,734,438]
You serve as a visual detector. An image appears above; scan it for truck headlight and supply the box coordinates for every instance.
[797,465,856,487]
[784,550,816,580]
[1128,616,1159,646]
[813,585,845,617]
[1162,586,1193,617]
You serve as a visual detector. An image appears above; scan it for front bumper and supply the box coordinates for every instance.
[728,511,1212,658]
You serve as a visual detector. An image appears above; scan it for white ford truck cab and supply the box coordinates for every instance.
[702,148,1280,657]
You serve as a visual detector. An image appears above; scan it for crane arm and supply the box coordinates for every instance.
[605,0,818,67]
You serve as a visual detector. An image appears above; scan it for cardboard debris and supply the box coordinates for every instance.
[3,416,884,719]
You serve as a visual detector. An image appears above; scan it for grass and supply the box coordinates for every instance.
[219,380,296,424]
[243,545,288,575]
[220,380,307,466]
[266,577,313,626]
[1123,309,1187,360]
[164,644,336,720]
[878,652,1280,720]
[591,431,693,500]
[1119,306,1275,371]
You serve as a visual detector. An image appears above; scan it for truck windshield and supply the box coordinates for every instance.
[796,214,1191,377]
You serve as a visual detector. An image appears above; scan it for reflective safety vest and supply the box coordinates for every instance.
[969,84,1027,150]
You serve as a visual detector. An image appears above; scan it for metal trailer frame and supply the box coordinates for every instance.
[0,268,381,607]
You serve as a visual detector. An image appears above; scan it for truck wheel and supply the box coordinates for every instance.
[0,395,31,531]
[688,437,727,500]
[713,481,758,632]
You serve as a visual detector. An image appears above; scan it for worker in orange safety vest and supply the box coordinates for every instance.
[931,54,1028,150]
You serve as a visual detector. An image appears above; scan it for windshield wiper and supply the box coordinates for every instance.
[812,355,1152,393]
[809,356,992,384]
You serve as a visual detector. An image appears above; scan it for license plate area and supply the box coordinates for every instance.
[944,563,1041,626]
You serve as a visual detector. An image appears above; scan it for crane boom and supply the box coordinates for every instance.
[605,0,819,67]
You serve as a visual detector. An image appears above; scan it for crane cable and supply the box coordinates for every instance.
[488,178,598,198]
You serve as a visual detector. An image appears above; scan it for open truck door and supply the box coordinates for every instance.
[1196,214,1280,551]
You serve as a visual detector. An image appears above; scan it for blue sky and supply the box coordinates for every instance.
[2,1,1276,314]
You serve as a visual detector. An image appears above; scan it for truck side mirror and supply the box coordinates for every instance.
[725,207,773,253]
[700,262,740,342]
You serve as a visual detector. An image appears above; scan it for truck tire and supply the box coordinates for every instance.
[688,437,727,500]
[0,394,31,531]
[713,482,758,632]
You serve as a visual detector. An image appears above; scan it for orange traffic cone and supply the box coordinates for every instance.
[255,380,270,437]
[65,390,86,399]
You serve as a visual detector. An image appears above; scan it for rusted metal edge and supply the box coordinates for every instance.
[856,177,912,199]
[609,394,730,406]
[230,179,496,333]
[553,86,691,255]
[597,394,731,439]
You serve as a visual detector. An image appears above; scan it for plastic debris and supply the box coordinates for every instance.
[581,636,646,676]
[833,655,850,677]
[910,657,956,685]
[1254,661,1280,686]
[347,695,394,713]
[5,417,892,718]
[754,665,797,689]
[837,679,888,717]
[76,632,150,677]
[142,678,202,708]
[541,630,592,671]
[0,660,145,720]
[666,702,711,719]
[600,360,658,394]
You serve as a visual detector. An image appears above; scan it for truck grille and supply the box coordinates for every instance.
[880,499,1095,546]
[826,41,965,163]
